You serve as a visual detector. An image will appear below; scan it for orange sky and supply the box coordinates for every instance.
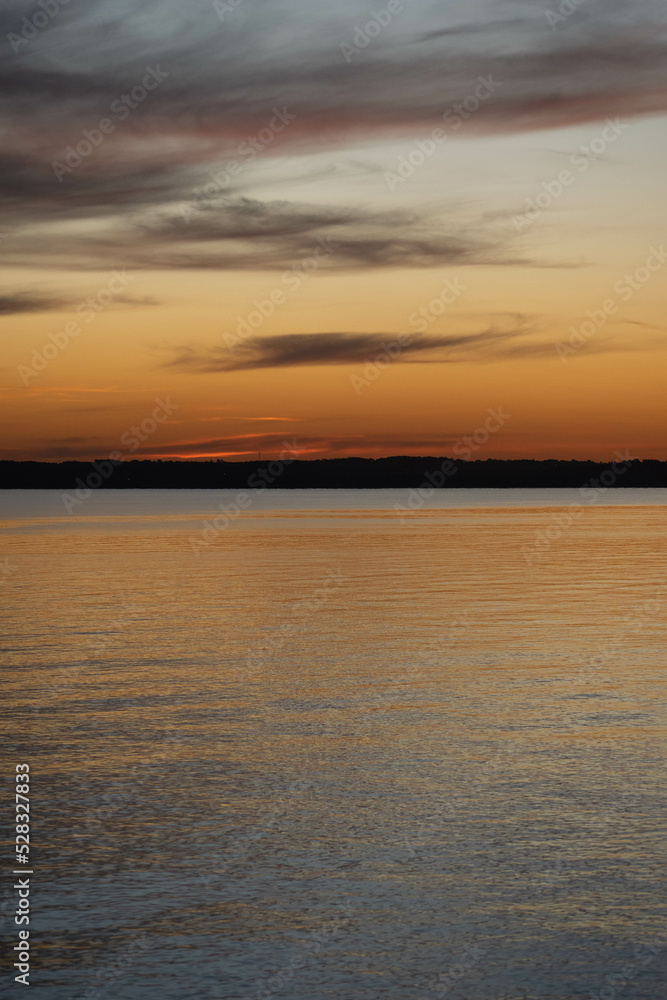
[1,3,666,463]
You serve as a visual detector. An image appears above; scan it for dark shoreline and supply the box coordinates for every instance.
[3,457,666,490]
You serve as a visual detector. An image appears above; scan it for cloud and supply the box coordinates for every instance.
[2,195,517,272]
[1,0,666,271]
[242,415,299,422]
[10,430,497,462]
[161,324,544,373]
[0,291,69,314]
[162,319,667,373]
[4,2,667,147]
[0,287,159,317]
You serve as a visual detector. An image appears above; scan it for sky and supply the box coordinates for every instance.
[1,0,666,462]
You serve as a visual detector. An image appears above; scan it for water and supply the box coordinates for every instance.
[2,490,666,999]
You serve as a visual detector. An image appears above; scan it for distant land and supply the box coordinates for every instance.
[2,457,667,490]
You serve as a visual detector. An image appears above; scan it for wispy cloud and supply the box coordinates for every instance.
[1,0,666,271]
[159,320,540,373]
[7,430,499,462]
[163,320,667,373]
[1,196,517,272]
[0,289,158,314]
[0,291,69,315]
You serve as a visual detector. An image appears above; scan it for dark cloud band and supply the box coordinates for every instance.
[1,0,666,271]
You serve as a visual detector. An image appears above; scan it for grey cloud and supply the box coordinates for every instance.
[2,196,515,272]
[163,321,667,373]
[2,0,666,270]
[0,291,69,314]
[162,327,540,373]
[0,288,158,314]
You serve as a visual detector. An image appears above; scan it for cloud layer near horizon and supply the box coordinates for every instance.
[0,429,506,462]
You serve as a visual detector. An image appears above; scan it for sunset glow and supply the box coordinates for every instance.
[2,0,666,463]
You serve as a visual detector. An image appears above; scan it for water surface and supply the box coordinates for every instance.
[2,491,665,999]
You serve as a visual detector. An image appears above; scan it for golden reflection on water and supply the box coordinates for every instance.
[2,496,666,1000]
